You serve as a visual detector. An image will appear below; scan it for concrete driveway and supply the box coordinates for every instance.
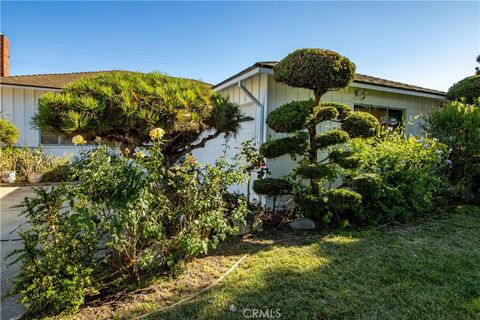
[1,187,38,320]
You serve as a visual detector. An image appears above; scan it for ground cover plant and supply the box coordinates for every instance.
[5,132,248,317]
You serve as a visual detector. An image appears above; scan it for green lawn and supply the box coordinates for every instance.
[147,206,480,320]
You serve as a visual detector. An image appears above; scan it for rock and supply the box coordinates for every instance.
[461,192,478,203]
[289,218,315,230]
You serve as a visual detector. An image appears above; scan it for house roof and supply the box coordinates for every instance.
[214,61,446,97]
[0,70,123,89]
[0,70,211,89]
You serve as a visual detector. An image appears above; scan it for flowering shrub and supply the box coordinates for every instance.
[346,133,447,224]
[6,133,248,316]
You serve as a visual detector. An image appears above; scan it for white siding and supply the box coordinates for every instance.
[266,75,445,178]
[0,86,84,157]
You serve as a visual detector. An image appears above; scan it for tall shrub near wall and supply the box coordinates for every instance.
[253,49,380,225]
[348,133,447,224]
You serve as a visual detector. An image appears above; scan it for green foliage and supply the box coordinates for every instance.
[0,118,19,145]
[0,146,19,173]
[273,48,356,95]
[259,133,308,159]
[446,75,480,104]
[423,100,480,192]
[266,99,315,133]
[264,48,380,220]
[7,141,248,317]
[309,106,339,124]
[295,163,337,180]
[316,129,350,149]
[32,71,243,162]
[348,133,447,224]
[5,187,98,316]
[0,147,72,182]
[341,111,380,138]
[252,178,292,196]
[325,188,362,214]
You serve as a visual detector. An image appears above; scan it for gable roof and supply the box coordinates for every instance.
[214,61,446,97]
[0,70,211,89]
[0,70,122,89]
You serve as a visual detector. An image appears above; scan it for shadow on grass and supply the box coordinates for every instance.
[139,209,480,320]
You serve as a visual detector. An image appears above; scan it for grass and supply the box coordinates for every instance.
[71,206,480,320]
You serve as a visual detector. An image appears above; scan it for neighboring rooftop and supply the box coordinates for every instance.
[0,70,211,89]
[0,70,121,89]
[214,61,446,96]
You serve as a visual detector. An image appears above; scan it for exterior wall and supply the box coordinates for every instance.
[192,73,268,197]
[265,75,445,178]
[0,85,86,157]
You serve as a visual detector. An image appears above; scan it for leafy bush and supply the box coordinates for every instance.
[446,75,480,104]
[0,118,19,145]
[43,155,72,182]
[252,178,292,196]
[423,100,480,193]
[341,112,381,137]
[348,133,447,224]
[316,129,350,148]
[259,133,308,159]
[266,99,315,133]
[273,48,356,94]
[7,136,248,316]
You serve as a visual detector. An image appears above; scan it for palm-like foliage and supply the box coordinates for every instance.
[33,71,243,164]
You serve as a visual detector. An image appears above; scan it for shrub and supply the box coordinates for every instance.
[446,75,480,104]
[316,129,350,149]
[253,178,293,196]
[341,112,381,137]
[7,137,248,316]
[325,188,362,222]
[259,133,308,159]
[266,99,315,133]
[273,48,356,94]
[0,118,19,145]
[295,164,336,180]
[423,100,480,193]
[348,133,447,224]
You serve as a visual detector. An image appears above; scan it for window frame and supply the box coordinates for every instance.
[353,104,405,130]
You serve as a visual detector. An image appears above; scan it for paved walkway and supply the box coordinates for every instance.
[1,187,38,320]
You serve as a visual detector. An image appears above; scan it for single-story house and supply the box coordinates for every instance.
[1,34,446,197]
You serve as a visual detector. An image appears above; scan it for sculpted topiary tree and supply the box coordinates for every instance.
[447,75,480,104]
[32,71,243,165]
[253,49,380,222]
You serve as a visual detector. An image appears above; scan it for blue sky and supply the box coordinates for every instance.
[1,1,479,91]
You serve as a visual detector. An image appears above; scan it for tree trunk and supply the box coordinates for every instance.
[308,92,323,195]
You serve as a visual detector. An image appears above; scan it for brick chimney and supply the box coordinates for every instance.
[0,34,10,77]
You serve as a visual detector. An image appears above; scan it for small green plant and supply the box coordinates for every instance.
[0,117,19,146]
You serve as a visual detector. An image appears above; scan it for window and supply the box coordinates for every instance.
[40,130,73,145]
[354,105,404,130]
